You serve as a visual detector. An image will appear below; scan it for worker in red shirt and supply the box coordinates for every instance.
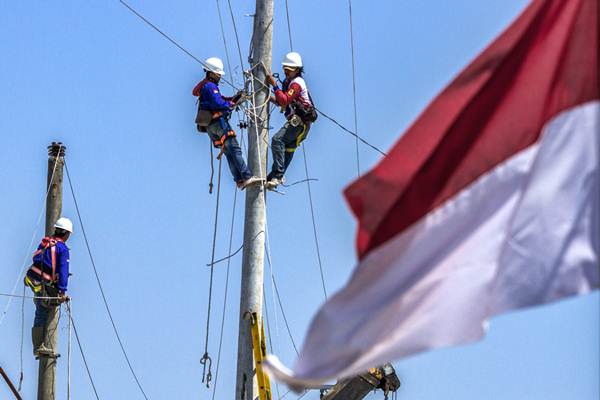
[266,52,317,189]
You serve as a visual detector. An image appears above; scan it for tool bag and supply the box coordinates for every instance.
[291,92,318,123]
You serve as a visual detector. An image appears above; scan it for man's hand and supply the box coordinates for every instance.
[267,74,277,87]
[232,90,244,104]
[58,292,70,303]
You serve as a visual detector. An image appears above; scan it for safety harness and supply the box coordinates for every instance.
[194,79,238,148]
[24,237,60,293]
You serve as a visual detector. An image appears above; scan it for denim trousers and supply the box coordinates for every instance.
[207,118,252,182]
[268,121,310,180]
[34,297,48,327]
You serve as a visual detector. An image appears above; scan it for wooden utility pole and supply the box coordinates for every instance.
[235,0,273,398]
[37,142,65,400]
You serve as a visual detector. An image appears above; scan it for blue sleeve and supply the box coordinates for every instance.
[56,244,70,292]
[201,82,233,111]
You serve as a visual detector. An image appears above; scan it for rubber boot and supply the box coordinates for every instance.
[32,326,53,357]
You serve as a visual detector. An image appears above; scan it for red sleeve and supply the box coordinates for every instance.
[275,82,302,107]
[192,81,204,97]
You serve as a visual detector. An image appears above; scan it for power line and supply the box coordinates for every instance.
[347,0,361,175]
[66,303,101,400]
[315,106,387,156]
[284,0,294,51]
[0,144,63,328]
[117,0,240,90]
[201,158,223,388]
[64,161,150,400]
[301,147,327,299]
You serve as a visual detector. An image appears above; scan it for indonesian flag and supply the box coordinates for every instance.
[265,0,599,388]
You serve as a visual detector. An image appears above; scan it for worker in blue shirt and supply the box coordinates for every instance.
[193,57,261,189]
[25,217,72,357]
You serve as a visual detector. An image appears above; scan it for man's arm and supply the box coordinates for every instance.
[272,82,302,107]
[56,245,70,293]
[204,82,234,111]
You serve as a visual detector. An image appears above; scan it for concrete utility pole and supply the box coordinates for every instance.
[37,142,65,400]
[235,0,273,398]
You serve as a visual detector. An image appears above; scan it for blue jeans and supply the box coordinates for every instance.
[268,122,310,181]
[34,297,48,328]
[207,118,252,182]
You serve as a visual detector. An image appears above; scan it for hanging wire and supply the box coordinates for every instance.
[262,286,282,399]
[201,157,223,388]
[315,107,387,156]
[66,302,101,400]
[282,0,328,299]
[347,0,361,175]
[67,300,73,400]
[64,161,150,400]
[117,0,240,90]
[284,0,294,51]
[18,285,25,392]
[0,143,63,328]
[301,146,327,299]
[210,184,238,400]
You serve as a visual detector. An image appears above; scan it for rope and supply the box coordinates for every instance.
[281,2,328,300]
[226,0,245,70]
[284,0,294,51]
[264,254,299,356]
[315,106,387,156]
[201,157,223,388]
[66,302,101,400]
[0,143,63,328]
[301,146,327,299]
[118,0,240,90]
[18,285,25,392]
[210,183,238,400]
[347,0,361,175]
[67,299,72,400]
[64,161,150,400]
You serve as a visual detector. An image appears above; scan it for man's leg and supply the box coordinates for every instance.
[223,137,252,183]
[269,123,303,181]
[32,296,50,356]
[207,120,246,183]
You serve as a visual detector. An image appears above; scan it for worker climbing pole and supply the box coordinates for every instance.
[24,142,72,400]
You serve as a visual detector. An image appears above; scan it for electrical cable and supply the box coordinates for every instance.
[201,158,223,388]
[282,0,328,300]
[315,106,387,156]
[301,146,327,299]
[118,0,240,90]
[18,285,25,392]
[0,144,63,328]
[284,0,294,51]
[64,161,150,400]
[347,0,361,175]
[66,302,101,400]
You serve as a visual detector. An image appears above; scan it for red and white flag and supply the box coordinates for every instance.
[265,0,599,388]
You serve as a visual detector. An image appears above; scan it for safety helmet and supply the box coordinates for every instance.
[282,52,302,68]
[54,217,73,233]
[204,57,225,76]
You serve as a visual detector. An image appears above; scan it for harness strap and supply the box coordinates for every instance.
[50,245,57,282]
[213,130,236,148]
[29,265,54,283]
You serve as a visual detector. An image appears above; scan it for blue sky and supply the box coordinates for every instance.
[0,1,597,399]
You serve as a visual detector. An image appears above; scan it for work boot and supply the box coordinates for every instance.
[238,176,263,190]
[31,326,52,357]
[265,177,284,190]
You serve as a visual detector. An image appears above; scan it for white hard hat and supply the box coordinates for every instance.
[204,57,225,76]
[282,52,302,68]
[54,217,73,233]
